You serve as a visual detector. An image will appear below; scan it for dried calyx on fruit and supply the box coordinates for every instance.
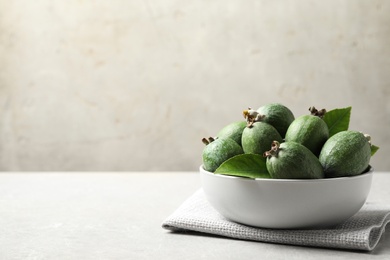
[263,141,281,158]
[242,107,265,127]
[364,133,372,145]
[201,137,216,145]
[309,106,326,118]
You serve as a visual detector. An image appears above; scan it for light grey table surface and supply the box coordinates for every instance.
[0,172,389,260]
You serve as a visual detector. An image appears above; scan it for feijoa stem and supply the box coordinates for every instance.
[309,106,326,118]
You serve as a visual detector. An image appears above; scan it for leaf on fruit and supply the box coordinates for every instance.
[371,145,379,157]
[323,107,351,137]
[214,154,271,179]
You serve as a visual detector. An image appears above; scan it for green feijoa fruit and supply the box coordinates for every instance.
[257,103,295,137]
[319,130,371,178]
[285,115,329,156]
[264,141,324,179]
[217,121,246,146]
[202,137,244,172]
[241,122,283,156]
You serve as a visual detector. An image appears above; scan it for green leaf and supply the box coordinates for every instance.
[323,107,352,137]
[371,145,379,157]
[214,154,271,179]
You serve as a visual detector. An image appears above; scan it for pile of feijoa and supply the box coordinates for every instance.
[201,103,379,179]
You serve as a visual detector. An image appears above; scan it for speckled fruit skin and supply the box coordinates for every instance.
[202,138,244,172]
[319,130,371,178]
[266,142,324,179]
[285,115,329,156]
[257,103,295,137]
[217,121,247,146]
[241,122,282,156]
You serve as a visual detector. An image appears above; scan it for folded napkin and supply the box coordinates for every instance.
[162,189,390,251]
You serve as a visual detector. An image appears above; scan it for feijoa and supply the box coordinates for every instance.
[264,141,324,179]
[241,122,283,156]
[257,103,295,137]
[217,121,246,146]
[319,130,371,178]
[285,114,329,156]
[202,137,244,172]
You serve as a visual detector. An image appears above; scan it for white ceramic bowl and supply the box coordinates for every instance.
[200,166,373,229]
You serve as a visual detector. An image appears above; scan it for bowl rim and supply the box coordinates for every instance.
[200,165,373,183]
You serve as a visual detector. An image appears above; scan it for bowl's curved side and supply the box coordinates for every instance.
[200,166,373,229]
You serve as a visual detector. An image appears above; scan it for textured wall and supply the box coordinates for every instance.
[0,0,389,171]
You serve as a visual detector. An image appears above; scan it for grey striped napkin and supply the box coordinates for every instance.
[162,189,390,251]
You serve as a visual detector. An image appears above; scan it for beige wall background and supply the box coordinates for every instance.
[0,0,389,171]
